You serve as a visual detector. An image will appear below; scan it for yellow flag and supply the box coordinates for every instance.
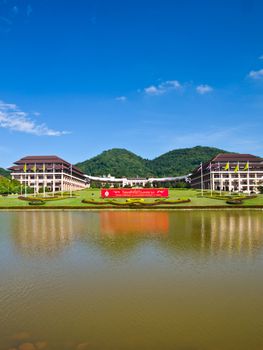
[244,162,249,171]
[224,162,230,171]
[32,164,37,172]
[23,163,27,172]
[42,163,46,172]
[234,164,239,173]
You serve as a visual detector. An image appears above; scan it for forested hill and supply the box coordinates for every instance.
[149,146,228,177]
[75,148,153,178]
[76,146,228,177]
[0,167,9,178]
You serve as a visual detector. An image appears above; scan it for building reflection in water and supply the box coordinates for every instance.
[100,211,169,236]
[9,210,263,257]
[11,211,77,255]
[205,211,263,256]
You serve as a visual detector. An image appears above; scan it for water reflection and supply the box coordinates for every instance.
[8,210,263,257]
[165,211,263,256]
[100,211,169,236]
[11,211,77,255]
[1,210,263,350]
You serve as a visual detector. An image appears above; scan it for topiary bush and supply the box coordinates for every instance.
[28,200,45,205]
[226,199,243,205]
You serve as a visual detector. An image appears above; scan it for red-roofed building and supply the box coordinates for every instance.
[9,155,87,194]
[190,153,263,193]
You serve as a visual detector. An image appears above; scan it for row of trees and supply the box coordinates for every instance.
[0,177,34,195]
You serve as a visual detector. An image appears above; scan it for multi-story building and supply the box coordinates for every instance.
[190,153,263,193]
[9,155,87,193]
[85,174,189,187]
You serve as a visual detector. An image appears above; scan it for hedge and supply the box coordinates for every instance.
[81,198,191,207]
[18,196,75,202]
[28,201,46,206]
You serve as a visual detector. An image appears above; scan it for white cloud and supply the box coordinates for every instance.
[144,86,159,95]
[248,69,263,79]
[196,84,213,94]
[0,100,69,136]
[144,80,181,95]
[115,96,127,102]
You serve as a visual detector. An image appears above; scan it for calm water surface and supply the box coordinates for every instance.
[0,210,263,350]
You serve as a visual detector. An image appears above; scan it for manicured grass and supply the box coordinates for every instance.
[0,188,262,208]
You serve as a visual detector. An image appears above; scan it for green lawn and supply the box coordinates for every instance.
[0,188,262,208]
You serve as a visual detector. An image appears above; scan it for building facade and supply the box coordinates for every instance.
[85,174,189,187]
[9,156,87,193]
[190,153,263,194]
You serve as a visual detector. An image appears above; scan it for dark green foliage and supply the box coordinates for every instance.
[76,146,229,177]
[226,199,243,205]
[0,168,10,178]
[28,201,45,205]
[258,186,263,194]
[90,181,102,188]
[0,177,21,194]
[76,148,153,177]
[149,146,229,176]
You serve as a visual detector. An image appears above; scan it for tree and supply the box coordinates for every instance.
[0,177,21,195]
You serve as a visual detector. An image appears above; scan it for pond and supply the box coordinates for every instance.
[0,210,263,350]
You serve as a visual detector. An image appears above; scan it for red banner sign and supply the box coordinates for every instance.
[101,188,169,198]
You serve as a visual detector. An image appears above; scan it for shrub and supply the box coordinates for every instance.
[126,198,145,203]
[18,195,75,202]
[226,199,243,205]
[81,198,190,206]
[28,201,45,206]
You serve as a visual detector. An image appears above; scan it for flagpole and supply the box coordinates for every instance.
[37,164,39,196]
[238,161,240,194]
[70,164,73,198]
[43,163,46,198]
[34,163,36,197]
[25,174,27,198]
[219,162,222,196]
[209,163,212,197]
[229,165,231,195]
[247,161,250,196]
[61,163,64,198]
[24,163,27,198]
[53,163,55,197]
[200,162,203,197]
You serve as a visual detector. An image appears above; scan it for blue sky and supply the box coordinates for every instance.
[0,0,263,168]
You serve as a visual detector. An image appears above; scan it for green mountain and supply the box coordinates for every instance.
[150,146,228,176]
[0,167,10,178]
[76,146,228,177]
[75,148,153,178]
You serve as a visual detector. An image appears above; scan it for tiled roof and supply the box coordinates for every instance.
[11,155,84,175]
[212,153,262,162]
[14,155,68,165]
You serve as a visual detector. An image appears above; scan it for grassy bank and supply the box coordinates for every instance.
[0,188,262,208]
